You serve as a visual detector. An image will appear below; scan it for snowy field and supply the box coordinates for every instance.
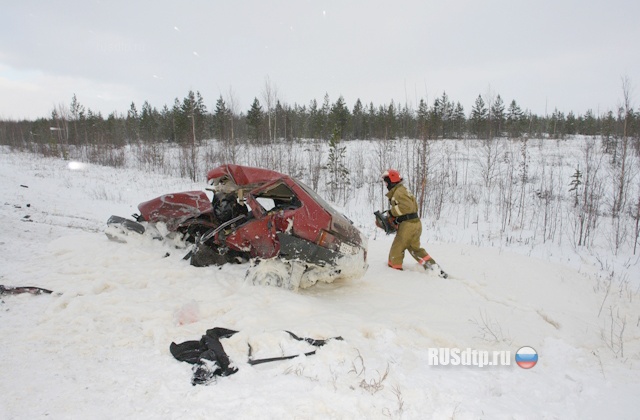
[1,146,639,419]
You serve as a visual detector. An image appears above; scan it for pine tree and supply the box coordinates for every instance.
[213,96,228,141]
[308,99,322,140]
[417,98,429,139]
[329,95,350,140]
[320,93,331,140]
[551,108,565,138]
[366,102,376,139]
[171,98,183,142]
[491,95,505,137]
[452,102,466,139]
[565,111,577,135]
[601,110,616,155]
[384,100,397,139]
[582,109,597,136]
[440,92,453,138]
[325,125,350,203]
[126,102,140,142]
[159,104,173,142]
[470,95,488,138]
[428,98,441,140]
[70,94,84,121]
[568,166,582,208]
[398,103,413,139]
[140,101,158,142]
[352,99,365,139]
[291,103,306,140]
[178,90,207,144]
[506,100,524,138]
[430,92,452,138]
[69,94,85,144]
[246,97,263,143]
[275,100,290,140]
[194,91,208,139]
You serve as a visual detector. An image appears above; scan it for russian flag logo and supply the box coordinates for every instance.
[515,346,538,369]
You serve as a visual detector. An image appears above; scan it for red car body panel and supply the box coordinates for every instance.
[138,191,212,231]
[134,165,365,263]
[206,164,283,187]
[225,213,279,259]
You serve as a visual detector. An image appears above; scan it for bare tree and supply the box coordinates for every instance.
[517,137,530,228]
[484,85,496,140]
[373,138,397,210]
[225,86,240,164]
[612,76,634,218]
[477,137,502,191]
[498,142,517,231]
[307,139,324,191]
[261,76,278,142]
[634,190,640,255]
[417,136,430,218]
[609,77,637,254]
[50,103,71,158]
[572,139,605,247]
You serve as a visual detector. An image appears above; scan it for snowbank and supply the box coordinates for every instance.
[1,151,639,419]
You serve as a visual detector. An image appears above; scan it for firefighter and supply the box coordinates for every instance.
[382,169,446,277]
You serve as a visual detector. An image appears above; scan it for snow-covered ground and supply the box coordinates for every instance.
[1,149,639,419]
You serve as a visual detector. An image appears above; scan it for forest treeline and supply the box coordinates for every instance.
[0,86,638,257]
[1,88,639,151]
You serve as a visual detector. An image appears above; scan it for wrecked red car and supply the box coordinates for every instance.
[106,164,368,289]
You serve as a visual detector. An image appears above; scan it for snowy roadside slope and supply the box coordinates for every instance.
[1,152,639,419]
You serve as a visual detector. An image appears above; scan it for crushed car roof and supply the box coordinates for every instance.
[207,164,285,186]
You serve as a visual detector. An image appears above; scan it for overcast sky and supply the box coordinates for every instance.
[1,0,638,120]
